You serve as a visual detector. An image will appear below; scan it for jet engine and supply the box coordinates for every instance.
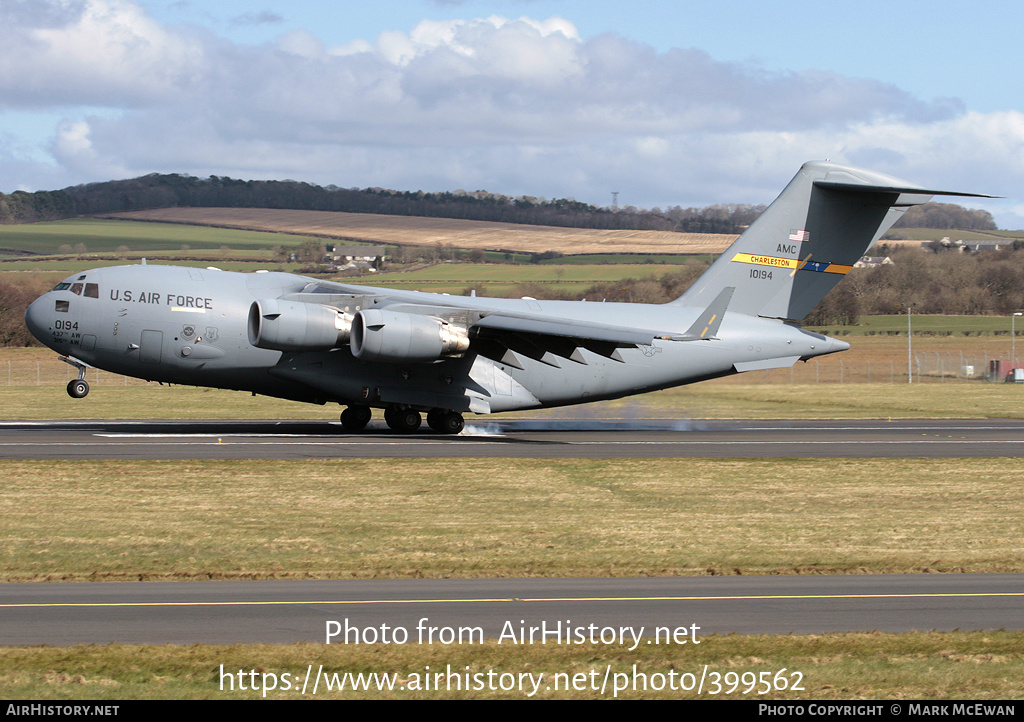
[248,299,352,351]
[350,309,469,362]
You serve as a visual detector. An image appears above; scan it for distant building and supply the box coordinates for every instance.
[854,256,894,268]
[925,237,1005,253]
[963,241,1005,253]
[328,245,386,271]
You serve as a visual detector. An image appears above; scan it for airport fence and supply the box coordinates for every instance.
[2,358,151,388]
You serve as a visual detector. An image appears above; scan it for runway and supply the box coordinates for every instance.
[3,574,1023,646]
[2,418,1024,459]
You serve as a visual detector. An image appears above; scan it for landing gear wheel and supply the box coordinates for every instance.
[67,379,89,399]
[427,408,464,434]
[385,406,421,433]
[426,408,445,432]
[441,412,464,435]
[340,405,372,432]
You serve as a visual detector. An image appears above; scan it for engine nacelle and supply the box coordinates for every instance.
[248,299,352,351]
[350,309,469,362]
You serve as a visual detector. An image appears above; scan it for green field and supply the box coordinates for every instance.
[0,218,321,255]
[884,228,1024,242]
[368,261,691,295]
[537,253,709,265]
[811,314,1023,337]
[4,631,1022,699]
[3,457,1021,581]
[0,220,707,295]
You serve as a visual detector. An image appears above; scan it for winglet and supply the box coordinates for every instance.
[676,286,734,340]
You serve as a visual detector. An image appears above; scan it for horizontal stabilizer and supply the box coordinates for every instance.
[814,179,998,202]
[677,286,734,340]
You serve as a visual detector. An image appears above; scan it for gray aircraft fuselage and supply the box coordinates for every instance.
[25,161,989,432]
[24,263,845,414]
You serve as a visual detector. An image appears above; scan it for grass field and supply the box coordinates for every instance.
[0,218,318,255]
[367,261,694,295]
[4,631,1022,699]
[3,457,1022,582]
[813,314,1024,337]
[99,207,739,256]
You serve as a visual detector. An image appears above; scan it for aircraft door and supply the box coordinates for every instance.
[140,330,163,364]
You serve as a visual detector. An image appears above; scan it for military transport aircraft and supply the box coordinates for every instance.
[24,161,991,433]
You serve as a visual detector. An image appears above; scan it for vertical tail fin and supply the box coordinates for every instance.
[673,161,994,321]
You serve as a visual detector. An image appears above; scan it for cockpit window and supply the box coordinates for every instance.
[70,283,84,295]
[52,282,71,291]
[55,300,69,313]
[84,283,99,298]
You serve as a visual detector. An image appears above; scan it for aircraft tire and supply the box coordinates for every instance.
[340,405,372,431]
[426,408,446,432]
[427,408,463,434]
[441,412,464,434]
[67,379,89,399]
[385,406,421,433]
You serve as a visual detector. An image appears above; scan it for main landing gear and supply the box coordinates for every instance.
[339,405,372,431]
[384,405,421,433]
[338,405,464,434]
[426,408,465,434]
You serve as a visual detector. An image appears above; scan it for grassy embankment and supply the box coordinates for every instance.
[3,457,1023,581]
[4,631,1022,699]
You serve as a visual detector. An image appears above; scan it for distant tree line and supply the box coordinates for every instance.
[0,190,76,224]
[56,173,767,233]
[803,243,1024,324]
[2,173,1002,237]
[0,277,52,346]
[890,202,997,231]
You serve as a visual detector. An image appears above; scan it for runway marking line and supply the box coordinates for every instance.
[4,591,1023,609]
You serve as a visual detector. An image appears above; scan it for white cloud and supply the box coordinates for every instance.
[0,0,203,109]
[0,0,1020,223]
[277,29,326,59]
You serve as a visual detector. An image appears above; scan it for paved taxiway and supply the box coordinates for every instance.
[3,574,1023,646]
[2,418,1024,459]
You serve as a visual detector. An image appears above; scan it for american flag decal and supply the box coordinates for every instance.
[789,229,810,242]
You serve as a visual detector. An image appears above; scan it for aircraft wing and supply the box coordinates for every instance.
[470,311,665,345]
[294,280,730,343]
[276,279,728,369]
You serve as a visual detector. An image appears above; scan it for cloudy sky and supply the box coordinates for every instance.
[3,0,1023,226]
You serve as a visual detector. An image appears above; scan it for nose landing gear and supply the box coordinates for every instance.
[67,379,90,398]
[60,356,91,398]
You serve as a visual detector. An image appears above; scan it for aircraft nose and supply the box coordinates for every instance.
[24,295,52,343]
